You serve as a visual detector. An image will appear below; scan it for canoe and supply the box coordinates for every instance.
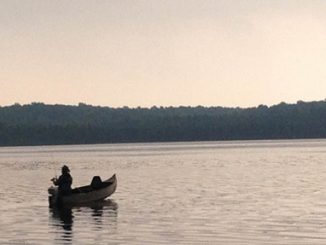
[48,174,117,207]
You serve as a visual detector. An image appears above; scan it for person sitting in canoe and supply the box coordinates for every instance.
[51,165,73,196]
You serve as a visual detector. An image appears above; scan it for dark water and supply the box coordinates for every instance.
[1,140,326,244]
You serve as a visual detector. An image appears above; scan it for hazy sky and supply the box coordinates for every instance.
[1,0,326,108]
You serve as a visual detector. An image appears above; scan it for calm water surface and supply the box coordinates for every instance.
[1,140,326,244]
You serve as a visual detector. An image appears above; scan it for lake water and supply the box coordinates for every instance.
[1,140,326,244]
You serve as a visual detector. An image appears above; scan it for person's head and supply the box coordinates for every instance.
[62,165,70,174]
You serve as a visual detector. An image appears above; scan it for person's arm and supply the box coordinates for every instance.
[51,176,62,186]
[51,177,57,184]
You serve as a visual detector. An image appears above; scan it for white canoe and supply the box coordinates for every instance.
[48,174,117,207]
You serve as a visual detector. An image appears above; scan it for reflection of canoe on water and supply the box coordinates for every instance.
[48,174,117,207]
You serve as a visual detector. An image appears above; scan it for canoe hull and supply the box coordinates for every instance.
[48,174,117,207]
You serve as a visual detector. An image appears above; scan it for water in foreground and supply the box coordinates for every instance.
[1,140,326,244]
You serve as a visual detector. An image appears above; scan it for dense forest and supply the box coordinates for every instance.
[1,100,326,146]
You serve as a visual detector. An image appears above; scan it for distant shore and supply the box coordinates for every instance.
[1,100,326,147]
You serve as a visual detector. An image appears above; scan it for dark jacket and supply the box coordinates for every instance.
[54,172,73,195]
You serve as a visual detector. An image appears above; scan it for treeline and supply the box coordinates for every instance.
[1,100,326,146]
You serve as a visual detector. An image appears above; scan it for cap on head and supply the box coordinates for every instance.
[62,165,70,173]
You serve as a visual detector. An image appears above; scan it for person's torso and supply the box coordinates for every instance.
[58,173,72,191]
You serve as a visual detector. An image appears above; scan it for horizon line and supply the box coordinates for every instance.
[1,99,326,110]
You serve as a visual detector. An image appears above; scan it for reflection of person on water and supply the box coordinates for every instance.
[51,165,73,195]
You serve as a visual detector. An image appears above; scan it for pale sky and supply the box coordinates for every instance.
[1,0,326,108]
